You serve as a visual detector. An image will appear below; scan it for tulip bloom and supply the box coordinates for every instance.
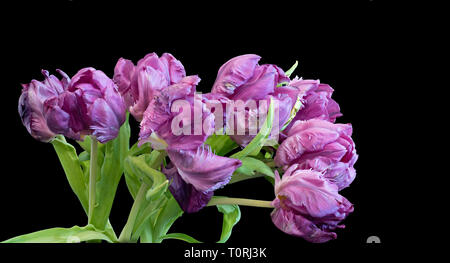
[212,54,289,99]
[163,147,242,213]
[45,68,126,143]
[139,75,216,150]
[18,70,70,142]
[271,165,353,243]
[113,53,186,121]
[212,54,299,146]
[275,119,358,190]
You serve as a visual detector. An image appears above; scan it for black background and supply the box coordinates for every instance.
[0,0,414,259]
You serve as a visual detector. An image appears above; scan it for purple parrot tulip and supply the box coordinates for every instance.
[211,54,303,146]
[18,69,70,142]
[45,68,126,143]
[163,146,242,213]
[275,119,358,190]
[212,54,289,99]
[271,164,354,243]
[139,75,216,150]
[113,52,186,121]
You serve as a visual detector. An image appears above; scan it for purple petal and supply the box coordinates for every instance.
[18,86,56,142]
[231,64,277,101]
[212,54,261,96]
[287,81,342,126]
[89,98,121,143]
[160,53,186,84]
[163,165,213,213]
[113,58,135,108]
[43,97,71,136]
[18,70,70,142]
[271,204,337,243]
[275,119,357,190]
[271,167,353,243]
[138,76,207,150]
[167,147,242,193]
[130,66,168,121]
[275,126,340,167]
[275,169,342,217]
[65,68,126,142]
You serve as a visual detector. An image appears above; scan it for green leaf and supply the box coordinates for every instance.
[78,151,90,162]
[77,136,92,152]
[121,153,172,242]
[131,197,167,242]
[231,97,275,160]
[265,176,275,186]
[123,150,166,199]
[125,155,166,187]
[1,225,114,243]
[162,233,201,243]
[51,136,88,213]
[124,171,141,199]
[217,203,241,243]
[139,223,154,243]
[124,158,143,199]
[146,180,169,201]
[151,194,183,243]
[128,141,152,156]
[145,150,167,170]
[284,60,298,78]
[89,114,130,230]
[230,157,275,184]
[205,134,239,156]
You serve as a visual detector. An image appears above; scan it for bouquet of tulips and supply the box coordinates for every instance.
[3,53,357,243]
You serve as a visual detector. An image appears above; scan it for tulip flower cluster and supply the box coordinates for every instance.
[5,52,357,244]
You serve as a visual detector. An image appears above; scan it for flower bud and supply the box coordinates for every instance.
[212,54,290,100]
[275,119,358,190]
[45,68,126,143]
[212,54,295,146]
[271,165,353,243]
[18,70,70,142]
[139,75,216,150]
[113,52,186,121]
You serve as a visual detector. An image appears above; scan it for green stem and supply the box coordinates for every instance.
[118,183,148,243]
[207,197,273,208]
[88,137,98,224]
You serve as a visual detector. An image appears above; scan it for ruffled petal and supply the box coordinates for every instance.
[89,98,120,143]
[275,126,340,167]
[231,64,277,101]
[271,205,337,243]
[139,76,211,150]
[167,147,242,193]
[113,58,135,107]
[130,66,168,121]
[212,54,261,96]
[163,165,213,213]
[271,166,353,243]
[160,53,186,84]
